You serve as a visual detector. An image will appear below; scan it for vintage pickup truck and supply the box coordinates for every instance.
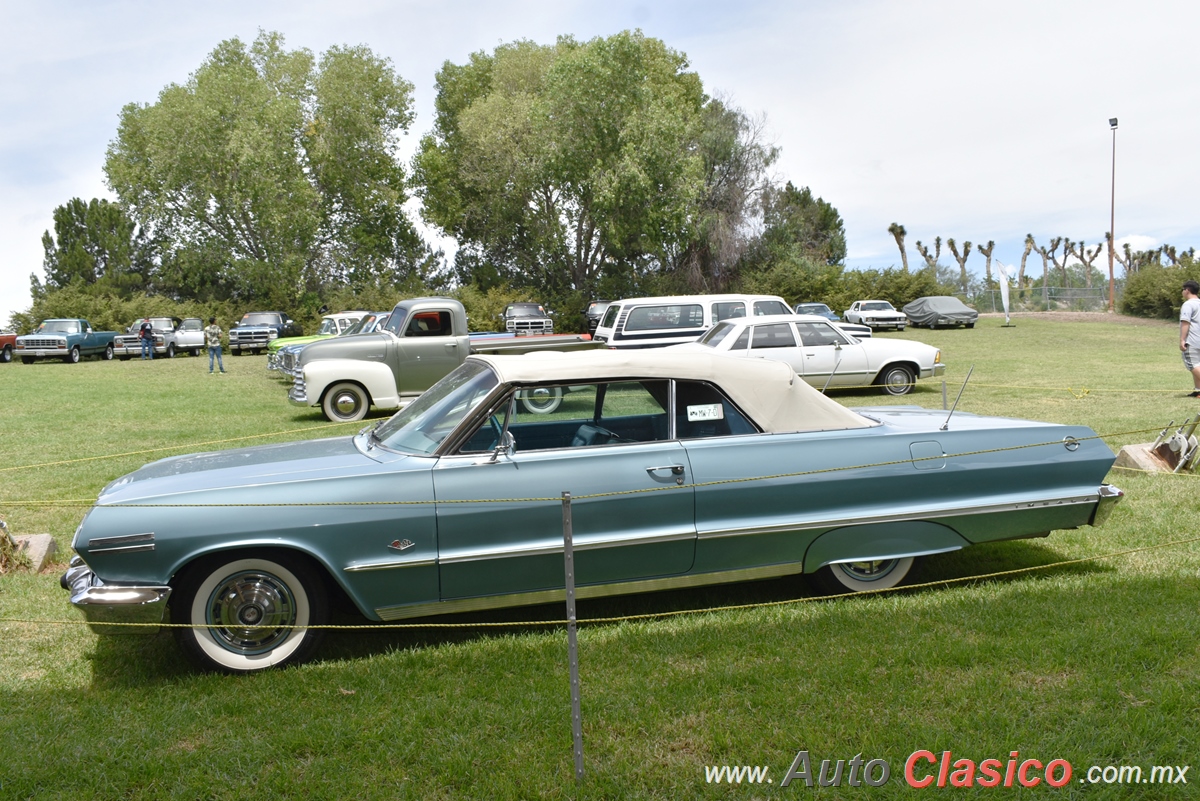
[112,316,205,359]
[0,331,15,363]
[228,311,301,355]
[289,297,598,421]
[15,319,118,364]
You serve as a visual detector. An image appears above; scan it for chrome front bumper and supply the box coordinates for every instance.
[60,555,172,635]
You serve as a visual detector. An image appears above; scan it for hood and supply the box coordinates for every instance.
[298,332,392,365]
[98,436,409,504]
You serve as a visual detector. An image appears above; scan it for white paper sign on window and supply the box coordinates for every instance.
[687,403,724,421]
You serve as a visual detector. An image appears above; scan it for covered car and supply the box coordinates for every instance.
[63,350,1120,673]
[903,296,979,328]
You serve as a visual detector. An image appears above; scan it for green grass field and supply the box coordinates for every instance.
[2,315,1198,799]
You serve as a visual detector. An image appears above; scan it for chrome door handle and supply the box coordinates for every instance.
[646,464,686,485]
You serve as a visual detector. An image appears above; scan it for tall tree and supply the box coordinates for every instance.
[1019,233,1035,287]
[37,198,148,297]
[946,238,972,294]
[914,236,942,269]
[977,240,995,287]
[415,32,714,298]
[1068,240,1103,287]
[105,31,428,307]
[888,223,909,272]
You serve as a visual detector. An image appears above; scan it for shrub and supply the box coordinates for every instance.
[1120,261,1200,320]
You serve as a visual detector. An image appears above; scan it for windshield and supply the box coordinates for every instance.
[506,304,546,317]
[38,320,80,334]
[862,302,895,311]
[342,314,379,336]
[240,313,282,326]
[373,362,499,454]
[383,309,409,336]
[698,321,737,347]
[796,304,831,314]
[753,300,790,315]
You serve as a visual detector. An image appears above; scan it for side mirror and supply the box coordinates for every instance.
[489,430,516,463]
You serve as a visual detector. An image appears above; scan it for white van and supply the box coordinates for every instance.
[593,294,792,349]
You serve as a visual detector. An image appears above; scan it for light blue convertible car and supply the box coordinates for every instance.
[63,350,1122,673]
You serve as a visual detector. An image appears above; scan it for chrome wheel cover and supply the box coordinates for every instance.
[205,570,297,654]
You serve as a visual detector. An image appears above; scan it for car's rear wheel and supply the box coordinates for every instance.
[877,364,915,395]
[322,382,370,422]
[519,386,564,414]
[172,552,328,673]
[811,557,916,595]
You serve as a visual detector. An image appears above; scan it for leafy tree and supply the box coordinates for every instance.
[36,198,149,298]
[759,182,846,265]
[414,32,710,299]
[105,31,430,308]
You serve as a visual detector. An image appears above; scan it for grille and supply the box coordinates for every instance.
[20,337,65,348]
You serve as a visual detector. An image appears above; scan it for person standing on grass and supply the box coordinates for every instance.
[205,317,226,374]
[138,318,154,360]
[1182,279,1200,397]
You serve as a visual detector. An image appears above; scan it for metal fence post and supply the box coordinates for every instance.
[562,491,584,781]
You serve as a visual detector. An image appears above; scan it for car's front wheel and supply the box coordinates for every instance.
[102,344,114,361]
[64,346,81,364]
[1,345,10,363]
[166,343,175,358]
[877,364,915,395]
[811,557,916,595]
[322,382,370,422]
[172,552,328,673]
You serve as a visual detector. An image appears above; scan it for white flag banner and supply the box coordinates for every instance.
[995,260,1012,324]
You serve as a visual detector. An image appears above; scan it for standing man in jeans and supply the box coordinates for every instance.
[205,317,226,374]
[1181,280,1200,397]
[138,318,154,360]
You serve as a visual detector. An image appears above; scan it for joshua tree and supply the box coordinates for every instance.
[1018,233,1035,288]
[1068,240,1103,287]
[1035,239,1053,307]
[888,222,909,271]
[1163,244,1178,265]
[977,240,995,286]
[1042,237,1066,286]
[914,236,942,269]
[946,238,973,294]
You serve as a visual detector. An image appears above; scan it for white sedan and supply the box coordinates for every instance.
[675,314,945,395]
[844,299,908,330]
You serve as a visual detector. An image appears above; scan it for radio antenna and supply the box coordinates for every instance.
[940,365,974,431]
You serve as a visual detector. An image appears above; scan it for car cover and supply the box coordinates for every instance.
[902,296,979,327]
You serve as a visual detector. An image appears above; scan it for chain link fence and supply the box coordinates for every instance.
[970,287,1121,313]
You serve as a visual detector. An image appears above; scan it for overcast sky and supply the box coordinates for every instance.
[2,0,1194,324]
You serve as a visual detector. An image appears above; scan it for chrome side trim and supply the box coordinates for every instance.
[344,557,437,573]
[375,562,806,621]
[697,492,1101,541]
[86,532,155,554]
[437,528,697,565]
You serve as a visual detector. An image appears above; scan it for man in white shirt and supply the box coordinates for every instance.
[1181,280,1200,397]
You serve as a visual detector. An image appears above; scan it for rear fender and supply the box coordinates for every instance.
[803,521,970,573]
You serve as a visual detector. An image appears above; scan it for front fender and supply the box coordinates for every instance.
[803,521,970,573]
[303,359,401,410]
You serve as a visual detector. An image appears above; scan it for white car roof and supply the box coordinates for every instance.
[468,349,876,434]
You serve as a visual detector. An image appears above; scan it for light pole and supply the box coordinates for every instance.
[1108,117,1118,312]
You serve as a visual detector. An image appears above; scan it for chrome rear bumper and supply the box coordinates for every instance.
[60,555,171,635]
[1091,483,1124,526]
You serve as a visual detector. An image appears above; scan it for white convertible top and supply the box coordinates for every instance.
[468,350,877,434]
